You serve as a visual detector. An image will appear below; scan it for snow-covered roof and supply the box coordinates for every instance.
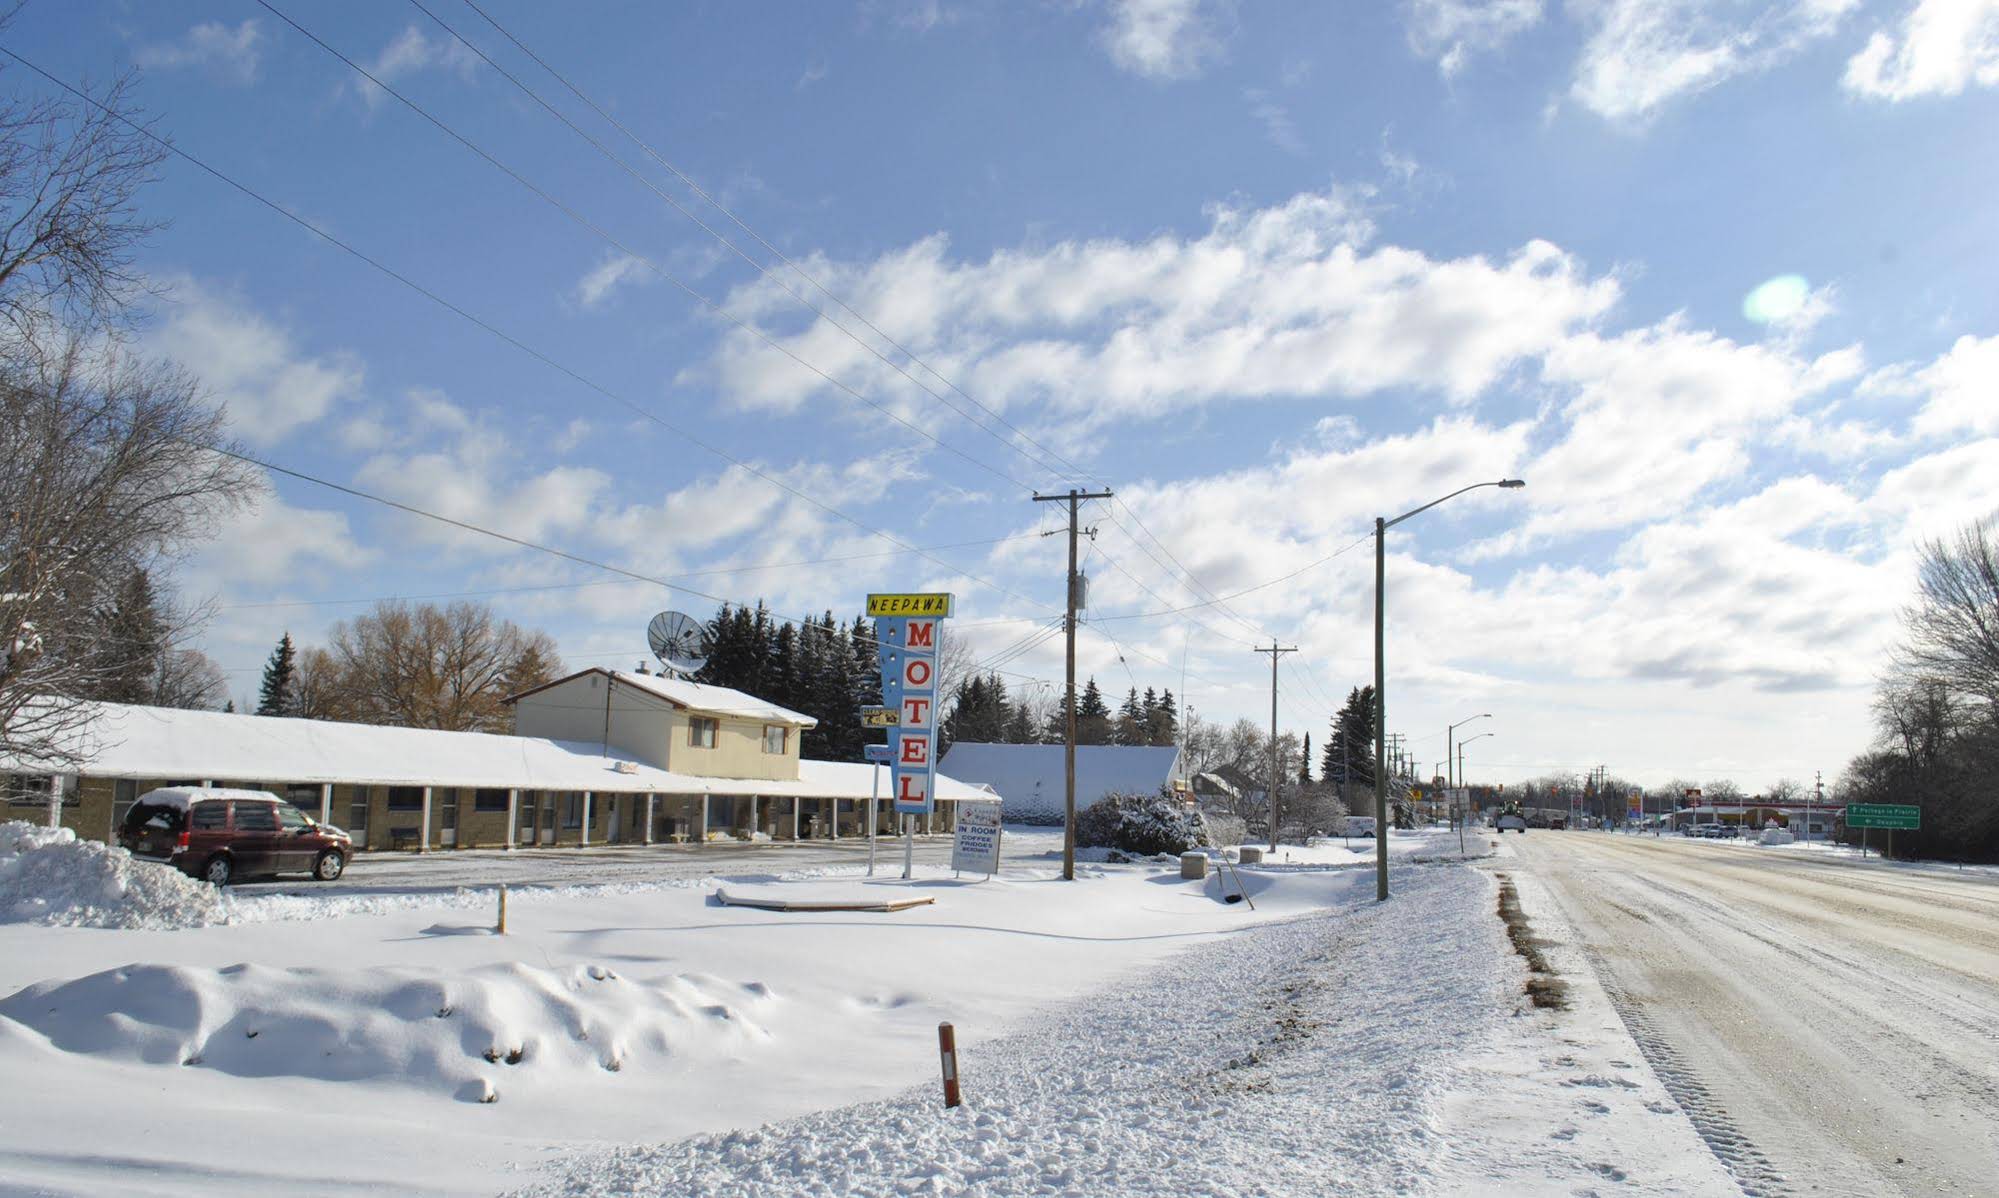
[510,669,817,728]
[125,786,276,811]
[1,701,982,801]
[936,743,1183,817]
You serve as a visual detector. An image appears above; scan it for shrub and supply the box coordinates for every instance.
[1076,789,1212,857]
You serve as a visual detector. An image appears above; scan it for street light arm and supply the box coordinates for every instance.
[1382,479,1525,531]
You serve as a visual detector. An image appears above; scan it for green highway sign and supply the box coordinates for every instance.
[1845,803,1920,830]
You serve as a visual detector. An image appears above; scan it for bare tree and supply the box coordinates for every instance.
[0,72,166,344]
[321,600,561,732]
[1900,516,1999,708]
[1,344,256,767]
[149,646,226,710]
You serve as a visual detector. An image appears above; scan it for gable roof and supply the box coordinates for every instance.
[507,668,817,727]
[936,743,1182,815]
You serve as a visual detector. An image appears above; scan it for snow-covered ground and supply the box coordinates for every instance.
[0,822,1735,1196]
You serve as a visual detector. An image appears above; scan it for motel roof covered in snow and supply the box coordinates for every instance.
[2,701,984,801]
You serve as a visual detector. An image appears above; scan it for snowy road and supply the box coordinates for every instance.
[1510,831,1999,1197]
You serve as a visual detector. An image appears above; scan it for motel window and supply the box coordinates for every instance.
[473,788,510,813]
[561,794,583,829]
[5,775,73,807]
[689,717,718,749]
[762,724,787,754]
[286,784,322,814]
[386,786,425,812]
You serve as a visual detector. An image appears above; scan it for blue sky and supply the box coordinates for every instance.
[12,0,1999,788]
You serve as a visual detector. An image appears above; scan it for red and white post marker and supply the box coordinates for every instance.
[937,1022,961,1109]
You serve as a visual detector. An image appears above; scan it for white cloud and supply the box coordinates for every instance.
[574,253,651,310]
[1100,0,1231,80]
[1244,88,1305,154]
[1569,0,1858,120]
[1864,333,1999,438]
[350,25,482,109]
[1845,0,1999,99]
[145,279,363,445]
[203,485,375,579]
[704,187,1619,431]
[1407,0,1544,75]
[135,19,264,85]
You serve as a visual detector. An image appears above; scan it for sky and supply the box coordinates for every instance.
[10,0,1999,790]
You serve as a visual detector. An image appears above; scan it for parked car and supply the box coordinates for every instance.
[118,787,352,886]
[1338,815,1377,838]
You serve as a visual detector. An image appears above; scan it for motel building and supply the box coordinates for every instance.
[3,667,978,852]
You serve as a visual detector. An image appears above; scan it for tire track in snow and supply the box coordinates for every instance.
[1566,934,1791,1198]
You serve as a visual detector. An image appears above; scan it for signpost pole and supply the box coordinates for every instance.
[868,762,879,877]
[903,814,913,880]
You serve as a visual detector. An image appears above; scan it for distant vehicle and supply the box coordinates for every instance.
[1494,801,1528,833]
[119,787,351,886]
[1338,815,1377,838]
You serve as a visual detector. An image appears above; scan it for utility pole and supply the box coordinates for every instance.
[1033,487,1113,882]
[1811,769,1822,843]
[1254,642,1297,851]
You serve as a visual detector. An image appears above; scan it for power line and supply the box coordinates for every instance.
[451,0,1091,486]
[0,44,1057,620]
[253,0,1041,498]
[446,0,1362,687]
[201,443,1068,688]
[217,531,1050,611]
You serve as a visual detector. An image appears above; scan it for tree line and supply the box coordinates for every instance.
[1837,516,1999,862]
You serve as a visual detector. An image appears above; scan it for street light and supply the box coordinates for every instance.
[1374,478,1525,901]
[1457,731,1493,788]
[1447,713,1491,789]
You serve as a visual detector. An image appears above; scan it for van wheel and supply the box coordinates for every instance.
[313,850,345,881]
[203,854,233,887]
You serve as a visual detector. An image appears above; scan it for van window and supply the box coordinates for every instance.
[233,803,278,831]
[190,804,227,831]
[124,802,183,835]
[277,805,312,830]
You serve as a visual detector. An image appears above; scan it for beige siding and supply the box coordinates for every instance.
[512,674,677,767]
[664,708,797,781]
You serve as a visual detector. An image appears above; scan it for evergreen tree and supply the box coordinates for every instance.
[223,699,235,713]
[256,632,296,716]
[97,569,164,704]
[1002,699,1037,744]
[1076,677,1113,745]
[1151,688,1178,746]
[1114,686,1143,745]
[1322,686,1377,791]
[1300,731,1312,785]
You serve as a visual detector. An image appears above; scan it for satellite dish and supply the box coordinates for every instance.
[646,611,710,677]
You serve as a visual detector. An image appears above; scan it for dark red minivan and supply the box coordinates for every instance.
[119,787,353,886]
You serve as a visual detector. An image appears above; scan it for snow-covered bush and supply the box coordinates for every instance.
[1202,811,1247,849]
[1076,790,1212,857]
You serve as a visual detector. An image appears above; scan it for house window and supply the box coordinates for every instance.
[762,725,787,754]
[473,788,510,813]
[386,786,425,812]
[689,717,718,748]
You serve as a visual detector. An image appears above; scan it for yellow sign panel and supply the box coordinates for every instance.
[860,706,900,727]
[866,592,954,618]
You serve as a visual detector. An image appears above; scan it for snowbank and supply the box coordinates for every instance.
[0,821,225,929]
[0,958,778,1103]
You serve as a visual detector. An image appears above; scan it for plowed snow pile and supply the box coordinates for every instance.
[0,820,225,929]
[0,958,780,1103]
